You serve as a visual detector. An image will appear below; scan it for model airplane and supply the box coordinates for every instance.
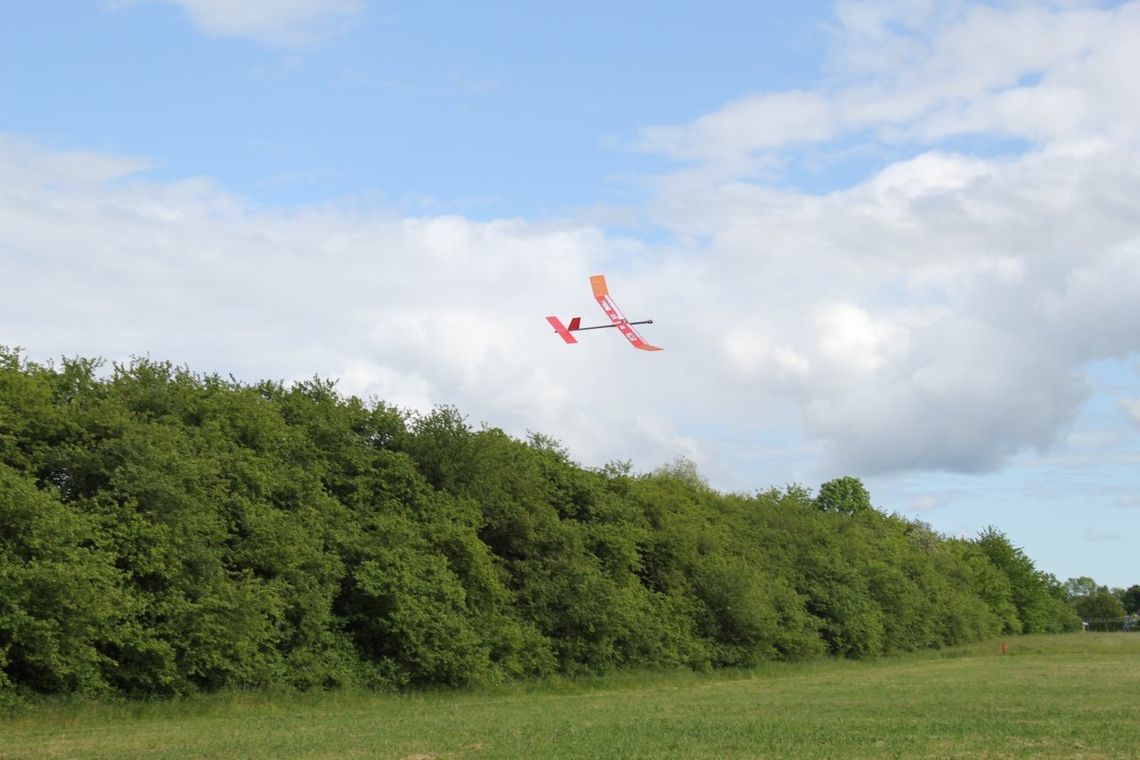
[547,275,662,351]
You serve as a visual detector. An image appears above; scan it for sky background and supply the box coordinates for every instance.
[2,0,1137,588]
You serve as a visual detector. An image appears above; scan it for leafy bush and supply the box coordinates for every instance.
[0,348,1091,700]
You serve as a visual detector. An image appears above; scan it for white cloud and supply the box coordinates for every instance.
[628,2,1140,476]
[635,92,836,173]
[817,303,908,375]
[643,140,1140,475]
[640,2,1140,171]
[907,495,942,513]
[1121,398,1140,428]
[109,0,364,47]
[0,134,151,185]
[0,135,711,481]
[9,1,1140,487]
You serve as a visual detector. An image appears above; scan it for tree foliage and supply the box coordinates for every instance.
[1122,585,1140,616]
[815,476,873,515]
[0,349,1100,700]
[974,528,1081,634]
[1073,592,1126,625]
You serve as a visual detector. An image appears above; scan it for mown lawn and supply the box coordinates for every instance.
[3,634,1138,759]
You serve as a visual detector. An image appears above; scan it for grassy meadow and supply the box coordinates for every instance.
[3,634,1138,759]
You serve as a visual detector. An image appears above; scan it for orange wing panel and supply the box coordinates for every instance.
[590,274,609,300]
[590,274,662,351]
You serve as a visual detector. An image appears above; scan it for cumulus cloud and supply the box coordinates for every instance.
[9,129,1140,482]
[0,135,712,480]
[640,1,1140,173]
[109,0,364,46]
[642,142,1140,475]
[832,1,1110,131]
[9,1,1140,486]
[631,1,1140,476]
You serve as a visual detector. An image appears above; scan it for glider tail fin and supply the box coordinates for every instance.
[568,317,581,331]
[546,316,578,344]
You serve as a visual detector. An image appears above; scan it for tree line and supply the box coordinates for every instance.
[0,350,1087,701]
[1060,577,1139,630]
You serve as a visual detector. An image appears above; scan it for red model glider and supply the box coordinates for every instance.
[547,275,662,351]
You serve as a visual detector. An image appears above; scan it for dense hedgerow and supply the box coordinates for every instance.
[0,349,1080,699]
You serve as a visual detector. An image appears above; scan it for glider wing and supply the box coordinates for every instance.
[590,275,663,351]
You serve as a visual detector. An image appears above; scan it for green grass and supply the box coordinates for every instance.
[3,634,1139,759]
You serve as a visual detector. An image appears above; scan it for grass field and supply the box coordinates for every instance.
[3,634,1138,759]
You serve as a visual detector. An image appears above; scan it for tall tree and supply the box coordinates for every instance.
[1122,585,1140,616]
[1074,592,1126,626]
[815,476,873,515]
[1063,576,1100,600]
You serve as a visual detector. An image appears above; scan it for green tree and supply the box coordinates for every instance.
[975,528,1080,633]
[1122,585,1140,616]
[0,347,1096,701]
[1062,576,1099,600]
[1074,592,1126,629]
[816,476,873,515]
[653,456,708,490]
[0,465,126,697]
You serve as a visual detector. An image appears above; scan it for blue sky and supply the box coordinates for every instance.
[1,1,832,214]
[2,1,1138,589]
